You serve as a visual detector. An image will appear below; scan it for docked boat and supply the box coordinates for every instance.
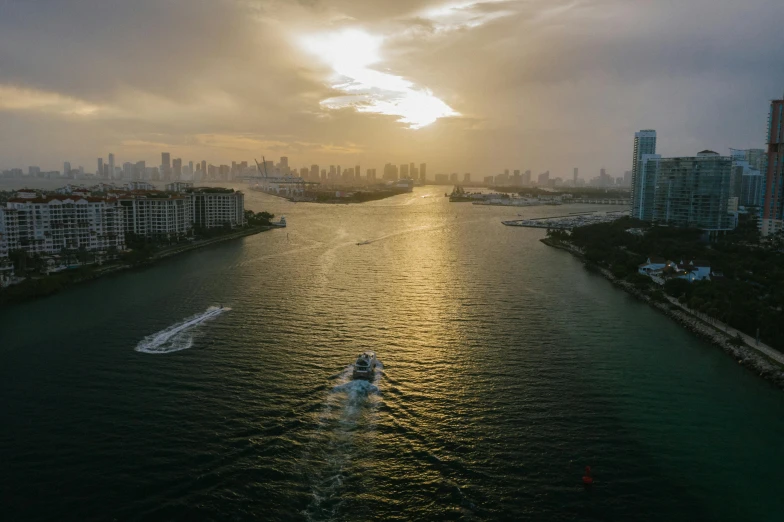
[352,351,380,380]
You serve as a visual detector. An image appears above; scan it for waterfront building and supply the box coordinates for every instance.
[400,164,409,178]
[741,170,764,208]
[762,98,784,236]
[537,171,550,185]
[1,195,126,257]
[464,173,471,183]
[631,130,657,217]
[116,193,192,239]
[191,188,245,230]
[637,151,735,232]
[166,182,194,193]
[730,149,764,207]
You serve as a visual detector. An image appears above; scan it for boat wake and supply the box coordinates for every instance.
[134,306,229,354]
[302,360,383,521]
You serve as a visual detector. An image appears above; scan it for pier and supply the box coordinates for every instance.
[502,211,628,229]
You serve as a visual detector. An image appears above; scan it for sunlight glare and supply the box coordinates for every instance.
[301,29,458,129]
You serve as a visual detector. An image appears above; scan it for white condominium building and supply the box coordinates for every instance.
[0,195,126,256]
[115,193,193,238]
[191,189,246,229]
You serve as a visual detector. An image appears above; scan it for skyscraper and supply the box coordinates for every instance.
[573,168,578,184]
[161,152,172,181]
[420,163,427,182]
[108,153,115,180]
[97,158,104,178]
[173,158,182,180]
[63,162,71,177]
[631,130,657,216]
[762,98,784,236]
[636,151,734,231]
[400,164,409,178]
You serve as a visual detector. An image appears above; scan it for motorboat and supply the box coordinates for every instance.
[352,351,380,380]
[356,240,372,246]
[272,216,287,228]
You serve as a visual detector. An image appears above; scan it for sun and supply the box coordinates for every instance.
[300,29,458,129]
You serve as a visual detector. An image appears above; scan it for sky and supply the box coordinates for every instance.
[1,0,783,178]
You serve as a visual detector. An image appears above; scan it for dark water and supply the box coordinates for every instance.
[2,187,783,521]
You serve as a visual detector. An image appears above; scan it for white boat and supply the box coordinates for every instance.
[352,351,380,380]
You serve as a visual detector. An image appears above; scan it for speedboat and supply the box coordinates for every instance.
[356,240,371,246]
[352,351,379,380]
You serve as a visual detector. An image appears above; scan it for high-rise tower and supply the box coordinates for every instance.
[762,98,784,236]
[631,130,657,218]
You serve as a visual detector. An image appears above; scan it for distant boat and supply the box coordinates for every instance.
[271,216,286,228]
[356,240,372,246]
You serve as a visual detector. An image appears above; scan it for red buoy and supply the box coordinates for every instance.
[582,466,593,485]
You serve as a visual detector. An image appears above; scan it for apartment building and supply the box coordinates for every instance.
[191,188,245,229]
[0,195,126,256]
[115,193,193,239]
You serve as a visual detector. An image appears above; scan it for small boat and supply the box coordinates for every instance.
[356,240,371,246]
[352,351,380,380]
[272,216,287,228]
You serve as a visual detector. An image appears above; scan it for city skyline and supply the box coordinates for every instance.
[1,1,782,176]
[4,150,634,184]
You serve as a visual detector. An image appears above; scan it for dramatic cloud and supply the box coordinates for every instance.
[1,0,783,177]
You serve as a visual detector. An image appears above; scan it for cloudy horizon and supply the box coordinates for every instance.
[1,0,783,177]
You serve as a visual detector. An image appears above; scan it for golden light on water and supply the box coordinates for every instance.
[301,29,458,129]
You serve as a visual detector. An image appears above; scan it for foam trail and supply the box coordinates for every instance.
[135,306,229,354]
[303,361,383,520]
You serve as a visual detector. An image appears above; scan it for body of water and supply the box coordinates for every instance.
[2,186,783,521]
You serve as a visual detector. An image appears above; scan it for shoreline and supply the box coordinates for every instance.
[0,226,273,307]
[541,237,784,390]
[247,188,410,204]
